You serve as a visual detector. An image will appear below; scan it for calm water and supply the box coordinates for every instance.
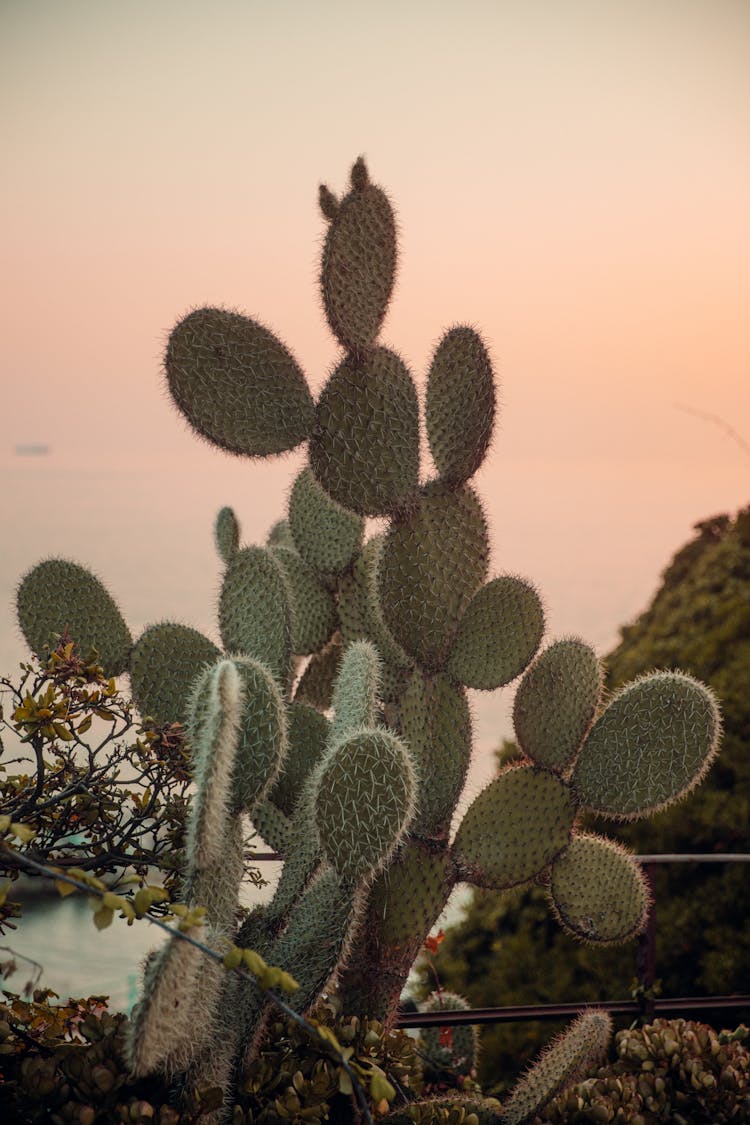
[2,448,746,1008]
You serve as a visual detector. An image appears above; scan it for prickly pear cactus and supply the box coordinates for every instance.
[16,158,723,1123]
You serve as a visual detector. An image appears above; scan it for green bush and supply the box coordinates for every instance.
[425,508,750,1090]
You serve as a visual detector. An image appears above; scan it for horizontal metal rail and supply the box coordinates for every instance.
[396,853,750,1028]
[397,995,750,1028]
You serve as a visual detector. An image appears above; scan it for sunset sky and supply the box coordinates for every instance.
[2,1,748,773]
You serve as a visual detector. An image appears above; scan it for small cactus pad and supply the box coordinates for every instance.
[165,307,314,456]
[269,701,330,816]
[219,546,293,685]
[426,326,496,486]
[129,623,221,725]
[17,558,132,676]
[513,639,602,773]
[549,834,649,943]
[289,467,364,578]
[571,671,721,819]
[418,991,479,1081]
[397,671,472,837]
[230,656,288,811]
[446,576,544,691]
[294,633,343,711]
[501,1010,612,1125]
[320,158,397,351]
[309,348,420,516]
[314,729,416,882]
[269,545,337,655]
[380,483,490,668]
[215,506,240,563]
[452,765,575,889]
[330,639,381,742]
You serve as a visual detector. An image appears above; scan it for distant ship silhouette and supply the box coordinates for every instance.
[15,444,50,456]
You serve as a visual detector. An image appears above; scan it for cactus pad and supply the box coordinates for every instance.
[513,638,602,773]
[309,347,420,516]
[294,633,344,711]
[320,158,397,351]
[426,326,496,486]
[368,842,453,946]
[330,639,381,742]
[452,765,574,889]
[250,798,291,855]
[270,868,359,1012]
[165,306,314,456]
[397,671,472,837]
[129,623,221,725]
[446,575,544,691]
[17,558,133,676]
[380,482,490,668]
[314,729,416,882]
[571,671,721,819]
[215,506,240,563]
[230,656,288,812]
[266,518,295,549]
[289,467,364,577]
[219,546,293,684]
[338,538,413,698]
[501,1010,612,1125]
[269,701,330,816]
[549,834,649,943]
[184,660,245,873]
[269,545,337,655]
[418,991,480,1083]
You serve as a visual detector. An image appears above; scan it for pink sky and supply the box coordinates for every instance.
[1,2,748,770]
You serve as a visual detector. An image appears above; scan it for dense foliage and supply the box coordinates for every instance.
[535,1019,750,1124]
[0,987,424,1124]
[426,507,750,1090]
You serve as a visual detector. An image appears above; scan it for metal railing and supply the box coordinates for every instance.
[396,854,750,1030]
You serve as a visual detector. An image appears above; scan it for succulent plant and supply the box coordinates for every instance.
[536,1018,750,1124]
[15,158,723,1124]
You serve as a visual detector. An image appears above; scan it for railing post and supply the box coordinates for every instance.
[635,862,657,1022]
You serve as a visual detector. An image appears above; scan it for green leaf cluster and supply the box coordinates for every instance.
[535,1018,750,1124]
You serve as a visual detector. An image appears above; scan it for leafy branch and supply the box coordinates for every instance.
[0,844,380,1123]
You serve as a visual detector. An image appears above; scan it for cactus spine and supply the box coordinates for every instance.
[16,158,723,1123]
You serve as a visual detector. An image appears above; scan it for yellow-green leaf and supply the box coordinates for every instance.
[93,906,114,931]
[223,946,243,970]
[277,971,300,994]
[241,949,267,978]
[102,891,125,912]
[370,1069,396,1103]
[77,715,93,735]
[314,1024,344,1054]
[54,879,76,898]
[9,823,36,844]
